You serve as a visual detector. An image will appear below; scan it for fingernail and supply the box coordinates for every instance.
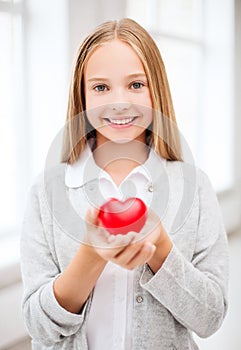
[145,242,155,252]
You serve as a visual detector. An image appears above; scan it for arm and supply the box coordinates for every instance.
[20,178,106,346]
[53,243,106,314]
[139,170,229,338]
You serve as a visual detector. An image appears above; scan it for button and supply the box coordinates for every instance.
[87,185,96,192]
[136,295,144,303]
[147,184,153,192]
[85,182,98,194]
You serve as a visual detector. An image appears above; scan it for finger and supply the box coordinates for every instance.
[125,242,156,270]
[97,245,126,261]
[106,232,136,248]
[84,207,101,246]
[86,206,99,226]
[112,241,144,266]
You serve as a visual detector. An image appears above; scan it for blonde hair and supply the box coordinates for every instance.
[61,18,183,163]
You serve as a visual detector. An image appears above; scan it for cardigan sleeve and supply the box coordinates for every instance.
[139,169,229,338]
[20,175,88,346]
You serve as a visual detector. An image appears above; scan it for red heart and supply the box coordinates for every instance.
[98,197,147,235]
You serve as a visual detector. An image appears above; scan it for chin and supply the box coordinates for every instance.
[109,138,134,144]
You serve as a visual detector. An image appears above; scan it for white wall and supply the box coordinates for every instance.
[234,0,241,184]
[25,0,69,179]
[67,0,127,69]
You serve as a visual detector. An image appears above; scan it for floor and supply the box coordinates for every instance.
[5,338,31,350]
[5,229,241,350]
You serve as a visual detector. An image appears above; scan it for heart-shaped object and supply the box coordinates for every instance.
[98,197,147,235]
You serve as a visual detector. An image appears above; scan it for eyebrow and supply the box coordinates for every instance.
[126,73,147,79]
[86,72,147,83]
[86,77,109,83]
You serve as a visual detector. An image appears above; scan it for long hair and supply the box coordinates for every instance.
[61,18,183,163]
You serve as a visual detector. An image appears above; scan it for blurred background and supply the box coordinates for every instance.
[0,0,240,349]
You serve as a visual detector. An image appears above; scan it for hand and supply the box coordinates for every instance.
[84,207,166,270]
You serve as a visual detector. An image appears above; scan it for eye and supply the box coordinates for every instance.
[131,82,144,90]
[94,84,108,92]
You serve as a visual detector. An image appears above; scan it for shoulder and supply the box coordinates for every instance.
[164,161,222,234]
[29,163,67,198]
[165,160,218,215]
[165,160,214,191]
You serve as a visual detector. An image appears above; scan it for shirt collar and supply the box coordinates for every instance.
[65,143,166,188]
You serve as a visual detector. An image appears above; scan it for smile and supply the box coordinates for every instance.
[104,116,137,125]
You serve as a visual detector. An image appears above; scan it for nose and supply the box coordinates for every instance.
[110,102,131,112]
[108,88,131,112]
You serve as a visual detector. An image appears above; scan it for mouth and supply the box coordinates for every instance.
[103,116,138,127]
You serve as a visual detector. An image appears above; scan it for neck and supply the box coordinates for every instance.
[93,139,149,186]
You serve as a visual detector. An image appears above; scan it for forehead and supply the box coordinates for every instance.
[85,39,145,76]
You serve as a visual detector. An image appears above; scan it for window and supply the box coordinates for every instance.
[0,0,69,241]
[0,0,27,236]
[126,0,234,191]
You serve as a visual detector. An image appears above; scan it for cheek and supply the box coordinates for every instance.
[136,102,153,124]
[85,104,106,127]
[85,92,95,111]
[143,111,153,130]
[85,91,110,111]
[133,91,153,111]
[145,91,153,108]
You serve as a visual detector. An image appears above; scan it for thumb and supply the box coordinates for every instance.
[86,206,100,226]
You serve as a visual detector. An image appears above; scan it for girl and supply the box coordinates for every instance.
[21,18,229,349]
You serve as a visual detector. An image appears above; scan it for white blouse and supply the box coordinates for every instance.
[65,144,165,349]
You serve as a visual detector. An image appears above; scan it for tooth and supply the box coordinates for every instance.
[109,117,134,125]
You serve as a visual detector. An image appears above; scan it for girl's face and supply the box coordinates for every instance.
[84,39,153,145]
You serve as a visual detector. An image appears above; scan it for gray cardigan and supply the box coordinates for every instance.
[20,160,229,350]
